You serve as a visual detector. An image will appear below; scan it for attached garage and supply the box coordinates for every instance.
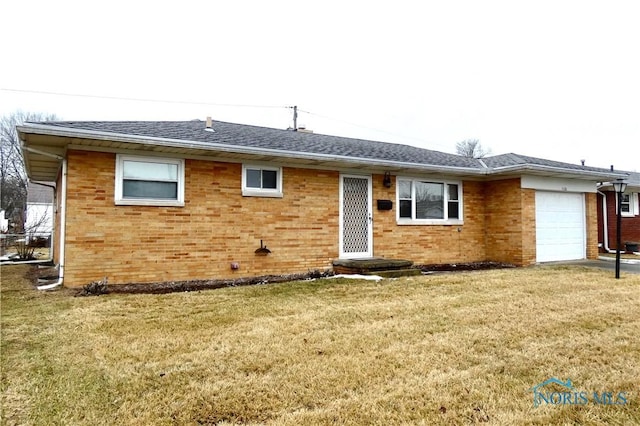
[535,191,586,262]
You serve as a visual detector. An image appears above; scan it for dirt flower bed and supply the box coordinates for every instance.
[73,269,334,296]
[416,261,516,272]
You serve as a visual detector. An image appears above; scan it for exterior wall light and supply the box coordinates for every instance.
[383,172,392,188]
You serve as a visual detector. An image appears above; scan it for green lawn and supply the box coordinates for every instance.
[1,264,639,425]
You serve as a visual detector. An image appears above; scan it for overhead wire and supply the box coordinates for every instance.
[2,87,450,150]
[0,88,287,109]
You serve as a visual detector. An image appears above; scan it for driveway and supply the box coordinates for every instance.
[551,259,640,275]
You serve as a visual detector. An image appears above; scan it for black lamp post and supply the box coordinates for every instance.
[612,178,628,279]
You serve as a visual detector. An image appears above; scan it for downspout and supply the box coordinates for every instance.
[597,187,615,253]
[37,158,66,290]
[21,145,67,290]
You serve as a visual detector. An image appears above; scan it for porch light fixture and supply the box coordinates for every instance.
[383,172,392,188]
[612,178,628,279]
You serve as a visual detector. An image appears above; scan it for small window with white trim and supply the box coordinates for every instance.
[397,178,463,224]
[115,155,185,206]
[242,165,283,197]
[620,191,639,217]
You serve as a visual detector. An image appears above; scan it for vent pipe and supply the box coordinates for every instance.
[205,116,215,132]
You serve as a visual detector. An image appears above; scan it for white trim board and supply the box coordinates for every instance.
[521,175,597,193]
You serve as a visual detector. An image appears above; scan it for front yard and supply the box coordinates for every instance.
[1,264,639,425]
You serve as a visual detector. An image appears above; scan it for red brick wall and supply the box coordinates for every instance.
[601,191,640,250]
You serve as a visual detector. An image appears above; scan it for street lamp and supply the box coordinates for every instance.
[612,178,628,279]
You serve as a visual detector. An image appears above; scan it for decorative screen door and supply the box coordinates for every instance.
[339,175,373,258]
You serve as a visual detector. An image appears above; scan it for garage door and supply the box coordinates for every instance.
[535,191,585,262]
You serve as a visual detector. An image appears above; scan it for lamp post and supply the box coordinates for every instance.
[612,178,628,279]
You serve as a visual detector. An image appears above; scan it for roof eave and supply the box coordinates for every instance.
[17,123,488,177]
[489,163,626,181]
[17,123,625,182]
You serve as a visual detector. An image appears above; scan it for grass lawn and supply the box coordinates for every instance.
[1,264,639,425]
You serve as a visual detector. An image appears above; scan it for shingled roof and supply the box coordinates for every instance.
[18,119,626,182]
[482,153,616,174]
[35,120,483,169]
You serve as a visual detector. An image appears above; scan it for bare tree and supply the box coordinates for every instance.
[456,139,491,159]
[7,208,52,260]
[0,111,58,231]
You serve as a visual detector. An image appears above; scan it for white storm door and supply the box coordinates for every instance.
[339,174,373,259]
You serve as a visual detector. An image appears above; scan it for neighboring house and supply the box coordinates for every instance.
[597,171,640,252]
[0,210,7,233]
[18,119,624,288]
[25,182,54,239]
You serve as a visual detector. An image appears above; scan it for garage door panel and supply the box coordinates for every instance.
[535,191,585,262]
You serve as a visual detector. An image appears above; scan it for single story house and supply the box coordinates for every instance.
[597,171,640,253]
[18,119,625,288]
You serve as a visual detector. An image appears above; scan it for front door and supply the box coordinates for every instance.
[339,174,373,258]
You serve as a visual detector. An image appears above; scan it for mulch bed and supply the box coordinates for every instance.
[29,261,517,296]
[75,270,334,296]
[415,261,516,272]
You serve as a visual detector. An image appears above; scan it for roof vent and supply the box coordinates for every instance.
[297,124,313,133]
[205,116,215,132]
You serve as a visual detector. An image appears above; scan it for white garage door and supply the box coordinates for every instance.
[535,191,586,262]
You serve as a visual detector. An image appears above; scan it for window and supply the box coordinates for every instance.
[242,165,283,197]
[397,178,462,224]
[619,191,639,217]
[115,155,185,206]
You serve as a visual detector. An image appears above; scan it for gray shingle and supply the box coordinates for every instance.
[483,153,614,174]
[30,120,623,177]
[36,120,484,169]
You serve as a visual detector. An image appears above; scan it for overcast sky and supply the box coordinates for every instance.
[2,1,638,172]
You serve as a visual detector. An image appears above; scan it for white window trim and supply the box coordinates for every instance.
[396,177,463,225]
[617,191,638,217]
[242,164,283,198]
[115,154,185,207]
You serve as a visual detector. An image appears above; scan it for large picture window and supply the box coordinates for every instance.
[115,155,185,206]
[242,165,283,197]
[397,178,462,224]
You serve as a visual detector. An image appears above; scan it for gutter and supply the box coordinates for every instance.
[489,163,626,181]
[33,157,67,291]
[19,143,66,289]
[18,123,488,176]
[19,123,629,181]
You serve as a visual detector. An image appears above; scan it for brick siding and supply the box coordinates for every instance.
[599,191,640,250]
[57,150,600,287]
[484,178,537,266]
[372,178,487,264]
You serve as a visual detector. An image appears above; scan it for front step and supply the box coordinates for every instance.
[332,258,418,277]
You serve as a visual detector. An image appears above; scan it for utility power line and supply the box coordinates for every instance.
[0,88,286,110]
[2,87,450,151]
